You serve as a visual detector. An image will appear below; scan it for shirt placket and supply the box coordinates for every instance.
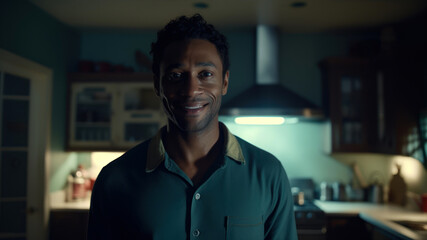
[164,154,227,239]
[190,189,202,239]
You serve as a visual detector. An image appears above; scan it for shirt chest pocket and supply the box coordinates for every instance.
[226,216,264,240]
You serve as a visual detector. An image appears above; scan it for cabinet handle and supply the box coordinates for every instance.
[27,206,36,215]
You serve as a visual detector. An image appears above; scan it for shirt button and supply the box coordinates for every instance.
[195,193,201,200]
[193,229,200,237]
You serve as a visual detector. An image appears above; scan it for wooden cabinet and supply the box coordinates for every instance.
[67,73,165,151]
[320,57,380,153]
[49,210,89,240]
[326,215,371,240]
[320,57,423,158]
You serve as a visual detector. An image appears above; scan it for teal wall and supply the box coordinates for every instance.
[0,0,81,191]
[219,117,352,184]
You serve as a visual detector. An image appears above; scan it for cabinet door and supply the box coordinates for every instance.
[321,58,378,152]
[69,84,114,148]
[326,216,371,240]
[115,83,164,148]
[49,210,89,240]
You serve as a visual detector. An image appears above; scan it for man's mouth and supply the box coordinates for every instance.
[184,105,204,110]
[178,103,208,115]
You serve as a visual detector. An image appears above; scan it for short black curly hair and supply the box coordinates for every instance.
[150,14,229,79]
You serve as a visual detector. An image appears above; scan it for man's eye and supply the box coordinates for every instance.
[169,72,183,81]
[199,71,213,78]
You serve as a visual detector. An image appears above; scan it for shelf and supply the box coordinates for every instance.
[68,72,154,82]
[75,122,110,126]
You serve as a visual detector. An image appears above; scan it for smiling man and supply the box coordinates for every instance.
[88,14,297,240]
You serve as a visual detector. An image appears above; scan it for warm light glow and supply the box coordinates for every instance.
[234,117,289,125]
[91,152,124,162]
[391,155,423,184]
[90,152,124,177]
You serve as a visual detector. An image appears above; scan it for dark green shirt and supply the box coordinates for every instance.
[88,123,297,240]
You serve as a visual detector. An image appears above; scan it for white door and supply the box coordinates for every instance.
[0,49,52,240]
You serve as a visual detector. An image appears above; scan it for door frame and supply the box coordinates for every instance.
[0,48,52,240]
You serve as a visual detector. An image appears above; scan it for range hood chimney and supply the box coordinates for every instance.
[220,25,323,119]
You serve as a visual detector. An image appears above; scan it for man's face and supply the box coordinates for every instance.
[155,39,229,133]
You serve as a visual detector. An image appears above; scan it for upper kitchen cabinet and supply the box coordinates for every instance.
[320,56,424,157]
[320,57,379,153]
[66,73,165,151]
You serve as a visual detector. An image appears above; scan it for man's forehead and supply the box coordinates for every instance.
[160,39,222,69]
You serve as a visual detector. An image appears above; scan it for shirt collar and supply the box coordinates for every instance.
[145,122,245,173]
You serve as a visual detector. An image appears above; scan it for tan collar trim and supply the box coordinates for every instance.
[221,122,245,164]
[145,127,166,173]
[145,123,245,172]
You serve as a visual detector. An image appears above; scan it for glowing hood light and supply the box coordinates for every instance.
[234,116,297,125]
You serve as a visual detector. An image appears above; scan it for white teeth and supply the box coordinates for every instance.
[185,105,202,110]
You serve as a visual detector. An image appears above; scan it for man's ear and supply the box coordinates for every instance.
[222,71,229,96]
[153,75,160,96]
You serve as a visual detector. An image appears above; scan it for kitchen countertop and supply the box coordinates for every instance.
[314,200,410,216]
[315,200,427,240]
[50,190,91,211]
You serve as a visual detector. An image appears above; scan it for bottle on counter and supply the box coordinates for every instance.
[388,164,407,206]
[66,165,90,201]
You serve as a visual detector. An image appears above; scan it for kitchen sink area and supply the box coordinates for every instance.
[359,208,427,240]
[393,220,427,232]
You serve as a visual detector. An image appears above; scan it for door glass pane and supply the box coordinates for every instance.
[3,73,30,96]
[1,151,27,198]
[1,100,29,147]
[0,201,26,234]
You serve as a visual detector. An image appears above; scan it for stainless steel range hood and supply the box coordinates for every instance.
[220,25,323,119]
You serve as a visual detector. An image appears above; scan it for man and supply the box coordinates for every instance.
[88,14,297,240]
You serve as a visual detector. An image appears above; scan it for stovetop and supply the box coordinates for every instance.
[294,201,323,212]
[294,201,327,228]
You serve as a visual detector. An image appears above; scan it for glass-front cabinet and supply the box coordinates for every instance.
[320,57,378,152]
[320,56,424,159]
[67,73,165,151]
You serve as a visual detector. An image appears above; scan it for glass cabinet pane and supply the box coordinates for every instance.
[124,87,159,111]
[74,87,112,142]
[124,122,159,143]
[340,76,363,144]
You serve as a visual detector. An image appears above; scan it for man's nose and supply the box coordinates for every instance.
[180,74,202,97]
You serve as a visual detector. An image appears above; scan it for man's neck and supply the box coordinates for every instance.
[163,122,221,165]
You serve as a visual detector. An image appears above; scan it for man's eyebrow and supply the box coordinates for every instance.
[164,62,217,71]
[164,63,184,72]
[196,62,217,68]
